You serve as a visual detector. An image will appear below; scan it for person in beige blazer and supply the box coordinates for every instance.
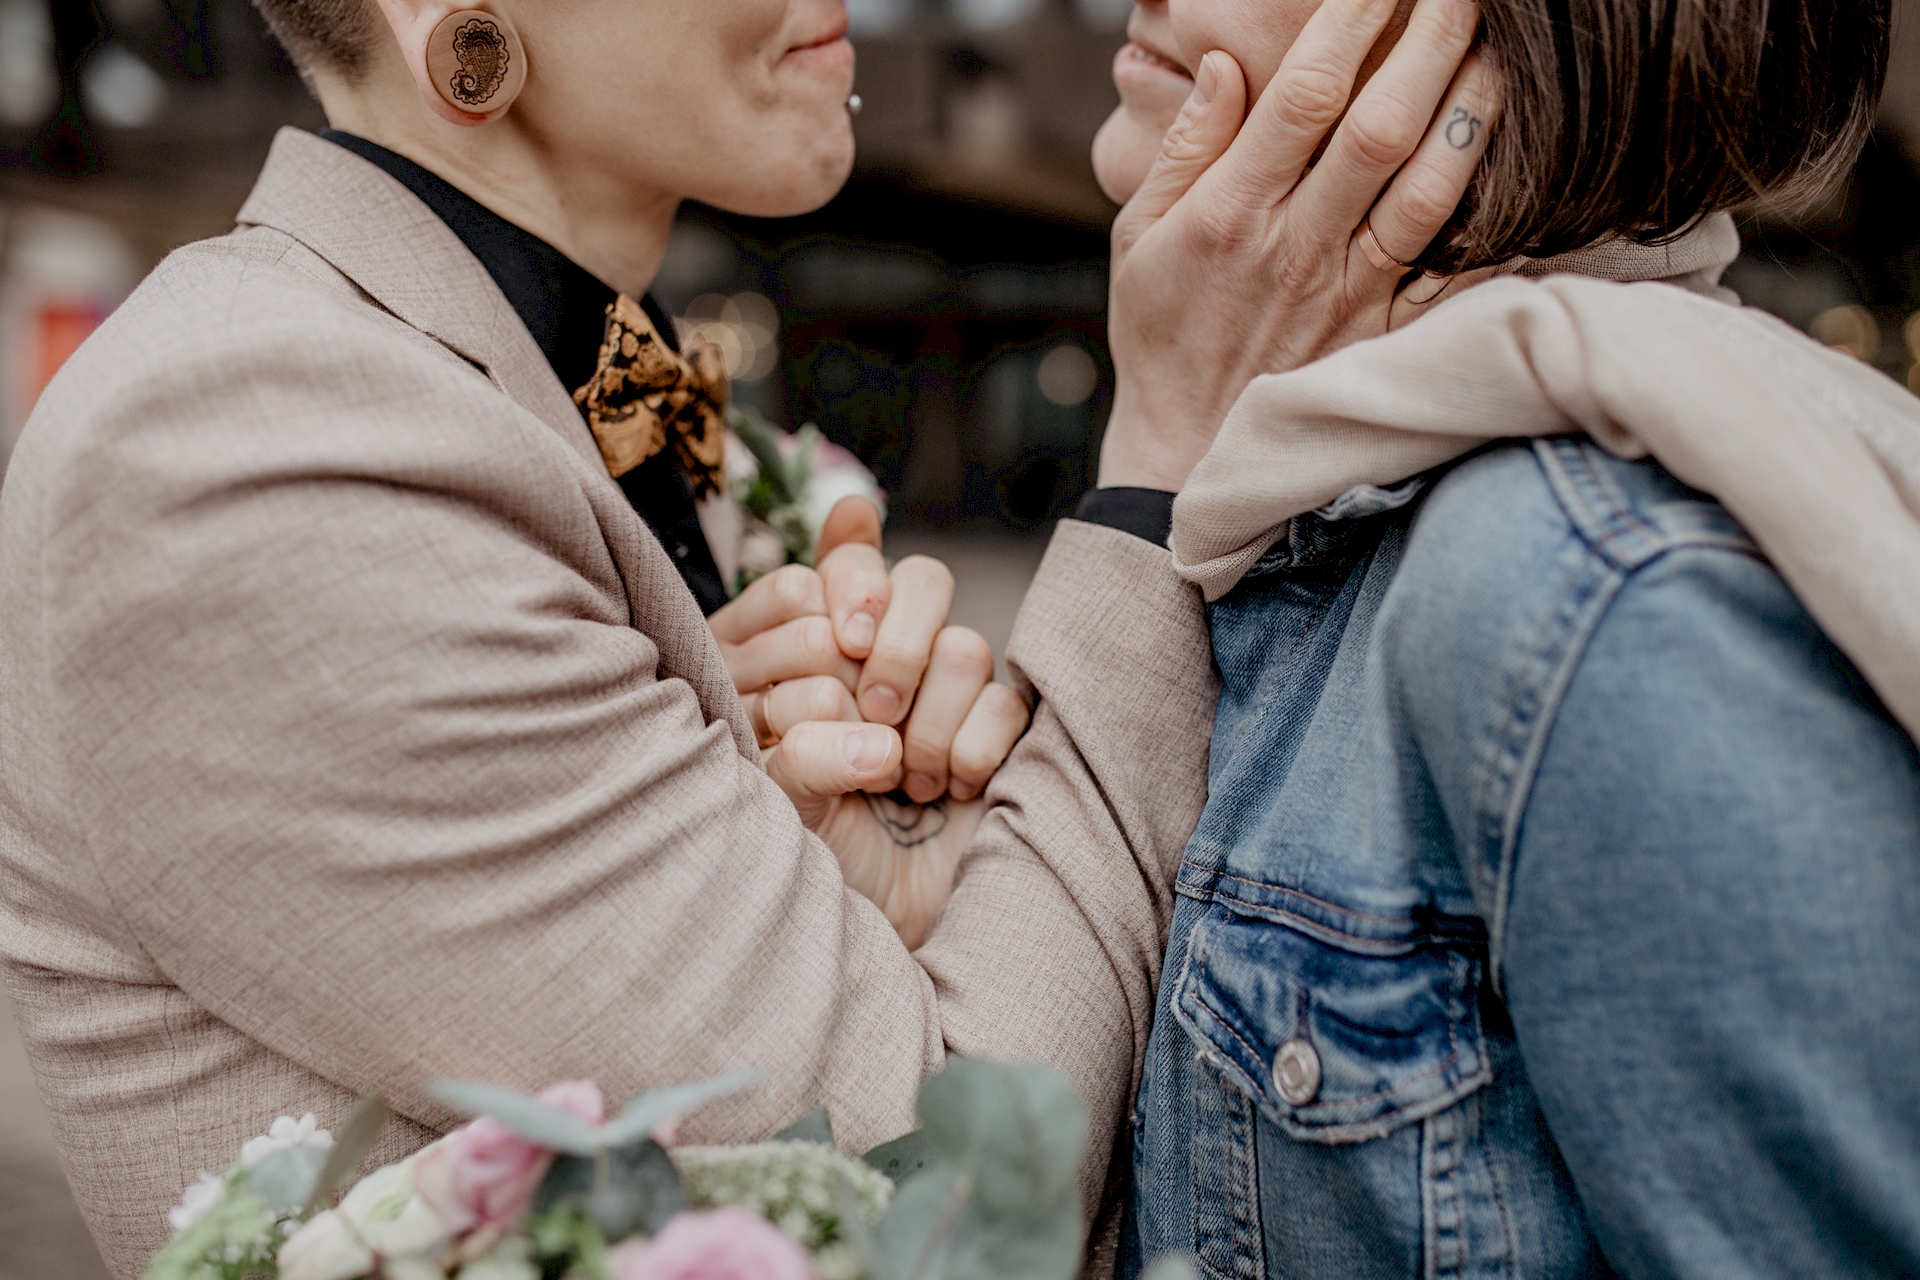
[0,0,1486,1274]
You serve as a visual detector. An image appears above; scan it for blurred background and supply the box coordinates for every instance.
[0,2,1916,1277]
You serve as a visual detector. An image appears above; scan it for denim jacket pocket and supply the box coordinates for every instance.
[1172,905,1490,1145]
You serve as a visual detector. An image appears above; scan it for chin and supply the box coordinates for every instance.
[708,122,856,218]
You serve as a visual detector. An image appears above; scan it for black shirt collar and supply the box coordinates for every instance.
[320,129,680,396]
[319,129,733,616]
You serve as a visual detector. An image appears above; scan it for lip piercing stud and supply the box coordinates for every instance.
[847,94,863,116]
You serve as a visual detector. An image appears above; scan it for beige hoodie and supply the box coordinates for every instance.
[1169,214,1920,742]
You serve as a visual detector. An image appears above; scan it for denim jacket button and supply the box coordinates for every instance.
[1273,1038,1322,1106]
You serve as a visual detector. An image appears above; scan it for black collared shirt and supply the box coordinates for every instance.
[321,129,732,614]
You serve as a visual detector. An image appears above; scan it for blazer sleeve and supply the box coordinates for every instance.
[27,291,1216,1213]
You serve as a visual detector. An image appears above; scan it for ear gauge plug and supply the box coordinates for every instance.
[426,9,528,118]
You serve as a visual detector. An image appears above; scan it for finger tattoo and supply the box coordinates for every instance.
[862,791,950,849]
[1445,106,1483,151]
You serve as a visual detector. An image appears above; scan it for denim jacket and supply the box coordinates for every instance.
[1127,440,1920,1279]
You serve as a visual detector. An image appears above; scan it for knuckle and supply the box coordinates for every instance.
[799,616,839,665]
[949,737,1001,782]
[1188,202,1255,256]
[1275,64,1349,129]
[895,554,955,595]
[1343,101,1422,168]
[770,564,818,611]
[933,627,994,679]
[1391,171,1461,235]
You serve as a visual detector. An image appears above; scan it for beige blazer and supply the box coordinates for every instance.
[0,130,1218,1279]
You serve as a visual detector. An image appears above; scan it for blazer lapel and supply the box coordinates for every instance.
[235,128,602,470]
[234,128,757,759]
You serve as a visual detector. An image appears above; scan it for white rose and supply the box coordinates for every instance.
[339,1159,455,1259]
[241,1113,335,1169]
[802,467,883,542]
[279,1210,374,1280]
[167,1172,227,1234]
[739,526,789,578]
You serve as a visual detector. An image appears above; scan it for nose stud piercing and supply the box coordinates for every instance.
[847,94,863,116]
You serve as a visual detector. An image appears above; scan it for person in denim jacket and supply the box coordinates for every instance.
[1086,0,1919,1275]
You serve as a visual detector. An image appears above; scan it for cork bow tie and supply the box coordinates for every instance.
[573,294,729,497]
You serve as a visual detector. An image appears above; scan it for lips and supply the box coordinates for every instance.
[1122,39,1190,79]
[789,16,851,55]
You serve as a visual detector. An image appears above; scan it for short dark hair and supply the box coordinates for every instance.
[249,0,375,81]
[1429,0,1891,273]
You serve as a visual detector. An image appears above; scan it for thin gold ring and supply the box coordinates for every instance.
[1358,219,1411,272]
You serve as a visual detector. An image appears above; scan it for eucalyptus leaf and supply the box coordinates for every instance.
[774,1107,836,1147]
[535,1139,686,1243]
[429,1081,600,1156]
[306,1096,389,1212]
[244,1145,328,1212]
[916,1059,1085,1215]
[1140,1254,1201,1280]
[594,1070,763,1150]
[873,1162,1081,1280]
[873,1164,971,1280]
[862,1129,934,1183]
[933,1194,1081,1280]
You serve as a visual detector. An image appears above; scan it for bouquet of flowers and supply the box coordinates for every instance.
[141,1059,1188,1280]
[724,407,886,593]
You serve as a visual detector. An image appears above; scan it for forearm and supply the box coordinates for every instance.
[917,520,1219,1217]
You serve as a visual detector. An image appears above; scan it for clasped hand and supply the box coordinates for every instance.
[707,497,1029,949]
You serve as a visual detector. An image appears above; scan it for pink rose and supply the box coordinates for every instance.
[608,1207,812,1280]
[415,1080,606,1234]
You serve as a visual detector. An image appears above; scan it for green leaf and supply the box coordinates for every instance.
[1140,1254,1200,1280]
[774,1106,836,1146]
[916,1059,1086,1216]
[429,1081,600,1155]
[873,1164,970,1280]
[535,1139,686,1243]
[244,1146,327,1212]
[862,1130,933,1183]
[728,406,798,506]
[594,1071,763,1150]
[306,1096,388,1212]
[874,1163,1081,1280]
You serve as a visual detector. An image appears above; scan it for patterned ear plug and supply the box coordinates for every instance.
[426,9,528,118]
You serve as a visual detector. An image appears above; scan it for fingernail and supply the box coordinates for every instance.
[843,611,876,651]
[905,771,941,801]
[1192,52,1221,108]
[844,727,894,773]
[862,685,902,724]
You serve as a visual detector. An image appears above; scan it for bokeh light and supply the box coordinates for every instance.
[1036,343,1098,407]
[679,292,781,383]
[1810,304,1879,361]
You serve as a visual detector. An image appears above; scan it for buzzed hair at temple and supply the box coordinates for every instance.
[1427,0,1891,274]
[249,0,376,81]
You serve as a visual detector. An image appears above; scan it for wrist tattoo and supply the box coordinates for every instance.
[1445,106,1483,151]
[862,790,950,849]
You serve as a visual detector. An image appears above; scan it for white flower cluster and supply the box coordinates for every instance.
[671,1140,892,1252]
[242,1112,334,1169]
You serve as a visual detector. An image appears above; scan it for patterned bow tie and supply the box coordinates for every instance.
[573,294,728,497]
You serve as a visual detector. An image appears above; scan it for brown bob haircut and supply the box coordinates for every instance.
[252,0,1892,272]
[1430,0,1892,272]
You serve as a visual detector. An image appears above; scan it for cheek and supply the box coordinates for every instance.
[1170,0,1316,92]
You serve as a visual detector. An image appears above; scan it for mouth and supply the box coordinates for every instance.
[1123,37,1190,79]
[788,16,851,56]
